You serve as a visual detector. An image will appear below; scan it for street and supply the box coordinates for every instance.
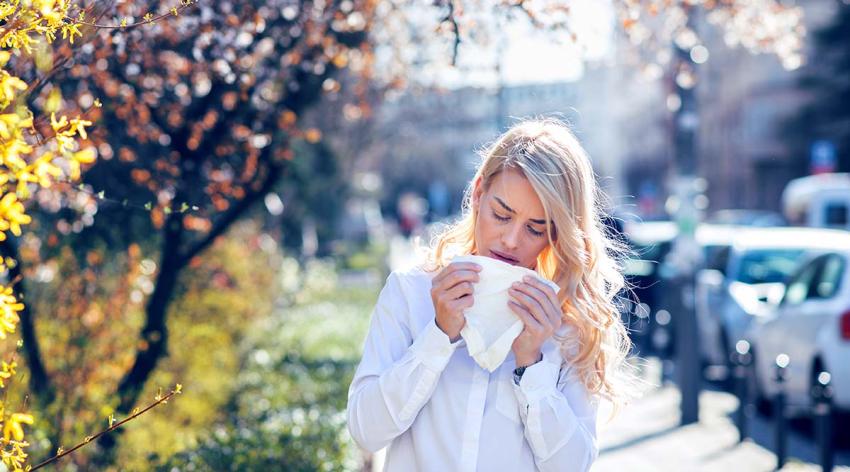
[595,359,850,471]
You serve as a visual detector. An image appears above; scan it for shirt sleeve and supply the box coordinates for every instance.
[510,348,599,472]
[347,271,460,453]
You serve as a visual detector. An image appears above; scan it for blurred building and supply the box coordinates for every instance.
[364,65,668,221]
[694,0,839,212]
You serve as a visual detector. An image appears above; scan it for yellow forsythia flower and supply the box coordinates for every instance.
[3,413,34,441]
[0,193,32,240]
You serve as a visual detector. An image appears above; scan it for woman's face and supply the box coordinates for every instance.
[472,168,552,269]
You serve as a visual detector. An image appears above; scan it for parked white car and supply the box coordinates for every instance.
[746,240,850,413]
[696,227,850,369]
[694,224,747,366]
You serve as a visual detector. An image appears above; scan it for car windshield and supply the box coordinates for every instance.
[734,249,804,285]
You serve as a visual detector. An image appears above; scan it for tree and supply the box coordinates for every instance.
[5,0,373,463]
[783,2,850,173]
[0,1,203,468]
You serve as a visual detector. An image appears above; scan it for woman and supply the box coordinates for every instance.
[347,119,632,471]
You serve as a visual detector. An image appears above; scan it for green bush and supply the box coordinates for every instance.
[160,260,378,471]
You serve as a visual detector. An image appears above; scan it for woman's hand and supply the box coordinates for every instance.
[430,262,481,342]
[508,275,563,367]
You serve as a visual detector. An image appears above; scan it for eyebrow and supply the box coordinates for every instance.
[494,196,547,225]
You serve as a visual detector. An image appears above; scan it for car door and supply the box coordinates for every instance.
[756,256,823,399]
[781,254,846,404]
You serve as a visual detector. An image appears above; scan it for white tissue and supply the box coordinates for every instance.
[453,255,561,372]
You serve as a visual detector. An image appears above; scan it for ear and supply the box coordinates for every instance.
[472,175,484,210]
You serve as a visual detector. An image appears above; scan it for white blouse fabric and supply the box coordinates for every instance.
[347,267,599,472]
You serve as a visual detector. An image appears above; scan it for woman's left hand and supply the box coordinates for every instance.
[508,275,563,368]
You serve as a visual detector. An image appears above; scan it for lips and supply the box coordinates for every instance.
[490,249,519,265]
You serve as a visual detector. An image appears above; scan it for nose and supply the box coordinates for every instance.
[501,222,523,250]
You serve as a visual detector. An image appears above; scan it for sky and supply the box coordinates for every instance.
[428,0,617,88]
[500,0,615,85]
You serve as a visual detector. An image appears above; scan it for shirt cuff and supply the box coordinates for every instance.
[410,318,460,372]
[513,357,560,405]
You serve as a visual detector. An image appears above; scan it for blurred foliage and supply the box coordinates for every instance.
[160,258,379,471]
[2,222,282,469]
[340,240,388,273]
[0,0,110,466]
[278,139,347,256]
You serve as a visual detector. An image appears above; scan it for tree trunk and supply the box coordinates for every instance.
[0,239,54,404]
[94,212,184,463]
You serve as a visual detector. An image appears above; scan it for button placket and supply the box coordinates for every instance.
[459,367,488,472]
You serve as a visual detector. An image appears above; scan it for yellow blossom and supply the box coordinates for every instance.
[0,73,27,109]
[0,360,17,387]
[0,193,33,240]
[68,117,92,140]
[60,23,82,44]
[3,413,34,442]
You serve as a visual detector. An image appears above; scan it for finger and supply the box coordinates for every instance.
[508,300,543,332]
[509,286,550,329]
[435,262,482,284]
[522,276,561,312]
[441,269,480,291]
[449,295,474,312]
[515,279,561,327]
[450,261,482,272]
[445,281,474,300]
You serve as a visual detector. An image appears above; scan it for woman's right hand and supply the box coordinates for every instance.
[430,262,481,342]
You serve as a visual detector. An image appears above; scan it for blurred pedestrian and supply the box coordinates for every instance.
[347,119,634,471]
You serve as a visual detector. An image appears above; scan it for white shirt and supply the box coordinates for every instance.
[347,266,599,472]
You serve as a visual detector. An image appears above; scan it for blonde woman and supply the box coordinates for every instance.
[347,119,632,471]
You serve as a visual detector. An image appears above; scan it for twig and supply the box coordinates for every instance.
[29,386,182,471]
[440,0,461,66]
[64,1,198,30]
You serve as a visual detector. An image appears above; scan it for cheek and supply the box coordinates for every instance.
[525,238,550,259]
[476,212,493,237]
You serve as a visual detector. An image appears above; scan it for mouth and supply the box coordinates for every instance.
[490,250,519,265]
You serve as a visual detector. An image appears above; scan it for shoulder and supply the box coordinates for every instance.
[375,265,438,328]
[386,264,438,290]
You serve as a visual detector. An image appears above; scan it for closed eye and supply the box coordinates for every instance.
[527,225,544,237]
[492,210,545,237]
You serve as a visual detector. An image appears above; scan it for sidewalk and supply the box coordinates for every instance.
[595,381,850,472]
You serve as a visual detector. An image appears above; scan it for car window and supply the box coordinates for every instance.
[705,245,730,275]
[824,203,849,227]
[781,257,824,306]
[810,254,845,300]
[734,249,804,285]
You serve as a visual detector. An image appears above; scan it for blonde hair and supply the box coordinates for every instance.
[425,118,633,404]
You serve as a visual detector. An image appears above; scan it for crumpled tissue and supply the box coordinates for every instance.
[453,255,561,372]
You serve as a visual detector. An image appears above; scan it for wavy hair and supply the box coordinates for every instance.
[425,118,634,404]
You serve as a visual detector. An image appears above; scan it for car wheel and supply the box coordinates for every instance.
[809,359,835,414]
